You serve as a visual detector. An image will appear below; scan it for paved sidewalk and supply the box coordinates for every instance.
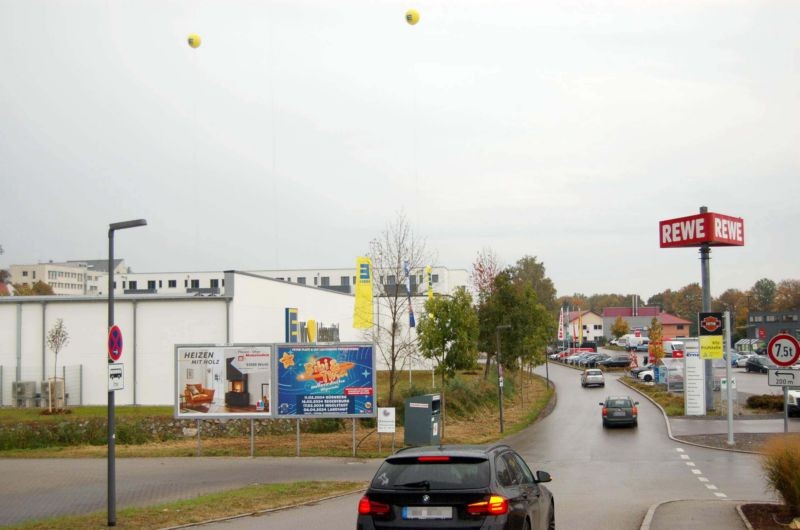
[644,500,748,530]
[670,415,799,436]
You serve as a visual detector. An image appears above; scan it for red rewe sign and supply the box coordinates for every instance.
[700,316,722,333]
[659,212,744,248]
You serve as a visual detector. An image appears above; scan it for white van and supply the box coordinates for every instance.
[662,340,685,358]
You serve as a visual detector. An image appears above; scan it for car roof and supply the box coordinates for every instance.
[391,443,510,459]
[606,395,633,401]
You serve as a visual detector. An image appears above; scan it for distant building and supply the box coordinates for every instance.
[8,259,127,296]
[601,306,689,339]
[566,310,604,342]
[747,310,800,342]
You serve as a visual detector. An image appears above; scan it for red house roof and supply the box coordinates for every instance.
[566,310,594,322]
[602,306,660,318]
[657,312,691,325]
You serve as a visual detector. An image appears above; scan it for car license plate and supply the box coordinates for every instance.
[402,506,453,520]
[613,411,626,416]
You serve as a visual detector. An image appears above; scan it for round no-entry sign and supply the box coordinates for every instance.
[767,333,800,367]
[108,325,123,362]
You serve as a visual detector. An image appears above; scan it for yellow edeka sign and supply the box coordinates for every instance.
[700,336,723,359]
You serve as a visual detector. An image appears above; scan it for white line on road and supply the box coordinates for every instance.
[714,492,728,498]
[686,462,696,467]
[691,469,702,474]
[680,454,690,460]
[676,448,684,452]
[698,477,709,482]
[705,485,718,490]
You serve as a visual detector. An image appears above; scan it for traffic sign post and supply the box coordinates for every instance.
[108,364,124,391]
[108,325,123,363]
[766,334,800,434]
[767,334,800,367]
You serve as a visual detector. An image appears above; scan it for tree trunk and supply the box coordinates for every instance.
[483,354,492,379]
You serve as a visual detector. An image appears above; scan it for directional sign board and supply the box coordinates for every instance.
[768,369,799,388]
[767,333,800,367]
[108,363,124,391]
[108,325,123,362]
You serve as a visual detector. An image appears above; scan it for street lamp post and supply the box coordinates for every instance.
[495,324,511,433]
[107,219,146,527]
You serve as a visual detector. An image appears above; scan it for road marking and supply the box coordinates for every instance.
[686,462,696,467]
[698,477,709,482]
[676,448,685,453]
[714,492,727,498]
[680,454,690,460]
[691,469,702,475]
[705,485,718,490]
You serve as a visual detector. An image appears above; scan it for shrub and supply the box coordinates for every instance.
[761,435,800,516]
[304,418,345,433]
[747,394,785,411]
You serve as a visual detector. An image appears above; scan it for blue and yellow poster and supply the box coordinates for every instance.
[276,343,376,418]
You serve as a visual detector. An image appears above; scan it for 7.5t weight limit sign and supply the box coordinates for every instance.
[767,334,800,367]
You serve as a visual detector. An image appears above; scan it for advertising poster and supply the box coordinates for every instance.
[377,407,396,433]
[276,343,376,418]
[175,344,273,419]
[699,312,724,360]
[684,340,705,415]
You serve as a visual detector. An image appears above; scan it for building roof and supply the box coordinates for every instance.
[67,259,124,272]
[602,306,661,318]
[657,312,691,325]
[566,310,600,322]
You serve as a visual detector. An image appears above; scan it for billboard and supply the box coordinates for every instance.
[659,212,744,248]
[276,343,376,418]
[175,344,274,419]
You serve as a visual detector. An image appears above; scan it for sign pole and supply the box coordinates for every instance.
[107,229,116,527]
[785,386,789,434]
[724,311,734,445]
[700,209,713,412]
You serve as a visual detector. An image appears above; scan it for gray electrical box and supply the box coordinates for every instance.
[403,394,441,446]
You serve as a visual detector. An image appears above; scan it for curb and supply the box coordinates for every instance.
[639,499,757,530]
[161,487,367,529]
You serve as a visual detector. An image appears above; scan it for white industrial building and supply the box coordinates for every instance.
[0,268,456,407]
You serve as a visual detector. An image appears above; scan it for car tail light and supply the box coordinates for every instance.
[417,456,450,462]
[467,495,508,516]
[632,406,638,416]
[602,407,608,417]
[358,495,391,516]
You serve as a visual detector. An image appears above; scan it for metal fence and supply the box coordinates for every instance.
[0,365,83,408]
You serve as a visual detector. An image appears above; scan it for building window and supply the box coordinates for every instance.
[168,280,177,288]
[432,274,439,283]
[210,279,219,288]
[387,275,396,285]
[147,280,156,289]
[677,324,685,330]
[594,324,602,330]
[297,277,306,285]
[340,276,350,286]
[129,281,137,290]
[113,281,117,289]
[22,271,28,277]
[321,276,330,287]
[766,315,777,322]
[122,281,127,288]
[313,276,318,286]
[32,271,36,279]
[191,279,200,288]
[753,316,764,323]
[352,276,356,284]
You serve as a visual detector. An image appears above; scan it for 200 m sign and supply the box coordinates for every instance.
[767,334,800,367]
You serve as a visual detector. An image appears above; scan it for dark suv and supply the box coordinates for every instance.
[357,444,554,530]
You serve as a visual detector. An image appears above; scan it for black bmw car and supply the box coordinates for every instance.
[357,444,555,530]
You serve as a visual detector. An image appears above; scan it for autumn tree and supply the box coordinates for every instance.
[417,287,479,437]
[648,289,676,314]
[470,248,500,306]
[13,281,55,295]
[648,317,664,364]
[773,280,800,311]
[713,288,749,341]
[508,256,558,314]
[611,316,630,339]
[672,283,703,335]
[366,211,430,404]
[46,318,70,412]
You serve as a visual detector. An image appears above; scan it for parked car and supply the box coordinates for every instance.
[577,353,604,367]
[357,444,555,530]
[600,396,639,428]
[584,353,611,368]
[637,369,655,383]
[630,363,655,378]
[736,353,755,368]
[788,390,799,417]
[745,355,778,373]
[634,343,649,353]
[597,356,631,369]
[662,340,685,358]
[581,369,605,388]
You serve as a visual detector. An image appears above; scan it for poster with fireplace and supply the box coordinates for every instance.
[175,344,274,419]
[275,343,376,418]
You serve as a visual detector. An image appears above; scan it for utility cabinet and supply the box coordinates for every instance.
[403,394,441,446]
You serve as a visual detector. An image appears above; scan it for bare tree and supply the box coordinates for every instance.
[470,248,500,305]
[46,318,70,411]
[365,212,430,404]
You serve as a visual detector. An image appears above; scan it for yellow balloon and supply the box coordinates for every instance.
[187,34,201,48]
[405,9,420,25]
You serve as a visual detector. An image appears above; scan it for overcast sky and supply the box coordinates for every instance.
[2,1,798,299]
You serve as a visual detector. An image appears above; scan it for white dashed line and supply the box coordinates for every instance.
[686,462,696,467]
[676,448,685,453]
[705,485,718,490]
[714,492,728,498]
[680,454,690,460]
[698,477,709,482]
[691,469,702,475]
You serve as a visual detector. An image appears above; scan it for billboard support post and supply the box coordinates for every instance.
[250,419,255,458]
[725,311,734,445]
[352,419,356,457]
[700,208,713,412]
[296,420,301,457]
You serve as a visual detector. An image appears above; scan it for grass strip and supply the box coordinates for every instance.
[8,480,365,530]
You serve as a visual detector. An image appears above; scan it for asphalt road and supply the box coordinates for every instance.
[200,362,776,530]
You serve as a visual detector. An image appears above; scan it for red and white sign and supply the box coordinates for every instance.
[108,325,123,362]
[758,328,766,339]
[700,315,722,333]
[767,334,800,367]
[634,329,641,337]
[659,212,744,248]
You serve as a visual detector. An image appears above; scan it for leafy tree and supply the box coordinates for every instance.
[713,288,749,341]
[417,287,479,436]
[773,280,800,311]
[586,293,631,314]
[13,281,55,295]
[508,256,558,314]
[365,211,430,404]
[648,289,676,314]
[557,293,589,312]
[479,271,553,379]
[611,316,630,339]
[750,278,777,312]
[671,283,703,335]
